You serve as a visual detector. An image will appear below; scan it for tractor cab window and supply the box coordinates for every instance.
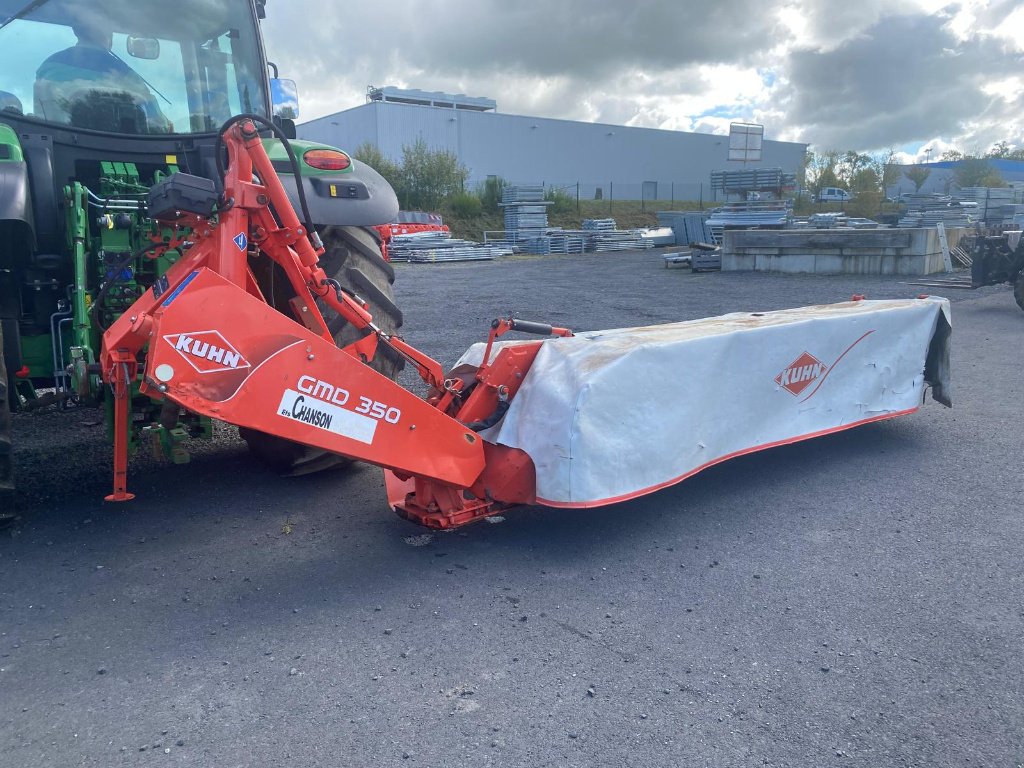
[0,0,268,135]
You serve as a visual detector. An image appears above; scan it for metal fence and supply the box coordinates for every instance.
[466,179,738,207]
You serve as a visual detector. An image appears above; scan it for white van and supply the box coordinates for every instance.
[818,187,852,203]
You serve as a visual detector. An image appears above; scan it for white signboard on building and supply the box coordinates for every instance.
[728,122,764,162]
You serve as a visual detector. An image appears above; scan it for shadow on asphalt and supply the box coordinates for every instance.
[3,416,931,627]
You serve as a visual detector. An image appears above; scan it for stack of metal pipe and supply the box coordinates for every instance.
[388,231,514,263]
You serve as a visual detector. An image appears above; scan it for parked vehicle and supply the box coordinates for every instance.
[971,232,1024,311]
[818,187,852,203]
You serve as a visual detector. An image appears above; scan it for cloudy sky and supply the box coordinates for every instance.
[263,0,1024,162]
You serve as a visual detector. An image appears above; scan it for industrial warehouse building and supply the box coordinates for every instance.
[298,86,808,202]
[888,159,1024,197]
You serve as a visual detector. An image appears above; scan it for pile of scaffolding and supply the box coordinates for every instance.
[498,185,553,253]
[709,167,797,196]
[656,211,714,246]
[898,195,975,228]
[956,187,1024,226]
[544,231,587,254]
[487,187,660,255]
[706,200,791,243]
[387,231,514,263]
[790,212,880,229]
[574,218,648,251]
[500,185,551,230]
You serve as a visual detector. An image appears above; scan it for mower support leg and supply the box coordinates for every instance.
[105,360,135,502]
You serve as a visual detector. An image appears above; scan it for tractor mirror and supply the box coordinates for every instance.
[127,36,160,60]
[270,78,299,120]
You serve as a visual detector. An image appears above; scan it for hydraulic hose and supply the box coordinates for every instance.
[213,113,317,250]
[89,243,164,331]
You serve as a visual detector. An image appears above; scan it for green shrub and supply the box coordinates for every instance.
[398,138,468,211]
[448,192,483,217]
[545,188,575,215]
[477,176,506,212]
[353,142,400,188]
[848,191,882,218]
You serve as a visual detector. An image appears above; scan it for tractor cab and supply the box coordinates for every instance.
[0,0,303,262]
[0,0,275,136]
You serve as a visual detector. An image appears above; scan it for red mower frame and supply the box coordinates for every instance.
[100,118,569,528]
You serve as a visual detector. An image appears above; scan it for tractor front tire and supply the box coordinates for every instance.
[0,323,14,521]
[1014,271,1024,312]
[241,225,403,474]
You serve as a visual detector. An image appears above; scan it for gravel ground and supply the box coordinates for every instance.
[2,251,1022,767]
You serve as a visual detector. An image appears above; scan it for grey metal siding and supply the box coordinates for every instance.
[376,103,459,157]
[300,104,379,154]
[300,102,808,201]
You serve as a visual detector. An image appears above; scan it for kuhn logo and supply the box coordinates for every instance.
[163,331,251,374]
[775,352,828,397]
[774,331,876,402]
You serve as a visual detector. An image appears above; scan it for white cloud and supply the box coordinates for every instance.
[261,0,1024,154]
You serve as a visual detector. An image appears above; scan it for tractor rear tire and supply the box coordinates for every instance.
[241,225,404,474]
[1014,271,1024,312]
[0,322,14,521]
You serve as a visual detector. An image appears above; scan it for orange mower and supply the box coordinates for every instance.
[101,116,952,528]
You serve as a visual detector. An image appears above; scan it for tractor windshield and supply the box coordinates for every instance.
[0,0,268,135]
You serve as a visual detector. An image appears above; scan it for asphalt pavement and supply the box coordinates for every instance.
[2,251,1022,767]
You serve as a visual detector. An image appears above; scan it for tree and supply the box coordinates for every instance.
[398,138,468,211]
[979,170,1007,187]
[803,149,842,194]
[796,149,813,193]
[353,142,400,188]
[954,156,1004,188]
[837,151,874,190]
[904,166,931,192]
[986,141,1011,158]
[940,149,963,162]
[879,149,901,196]
[355,139,469,211]
[850,166,881,194]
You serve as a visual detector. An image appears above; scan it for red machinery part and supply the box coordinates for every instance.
[372,222,450,262]
[99,118,543,528]
[373,223,450,242]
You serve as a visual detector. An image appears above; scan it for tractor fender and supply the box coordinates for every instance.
[0,162,34,254]
[0,123,35,260]
[276,157,399,227]
[0,128,32,378]
[0,162,31,376]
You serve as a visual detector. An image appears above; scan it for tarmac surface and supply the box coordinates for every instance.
[3,251,1023,767]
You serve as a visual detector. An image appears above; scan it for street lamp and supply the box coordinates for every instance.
[924,147,933,163]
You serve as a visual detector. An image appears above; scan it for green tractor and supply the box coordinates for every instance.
[970,231,1024,311]
[0,0,403,518]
